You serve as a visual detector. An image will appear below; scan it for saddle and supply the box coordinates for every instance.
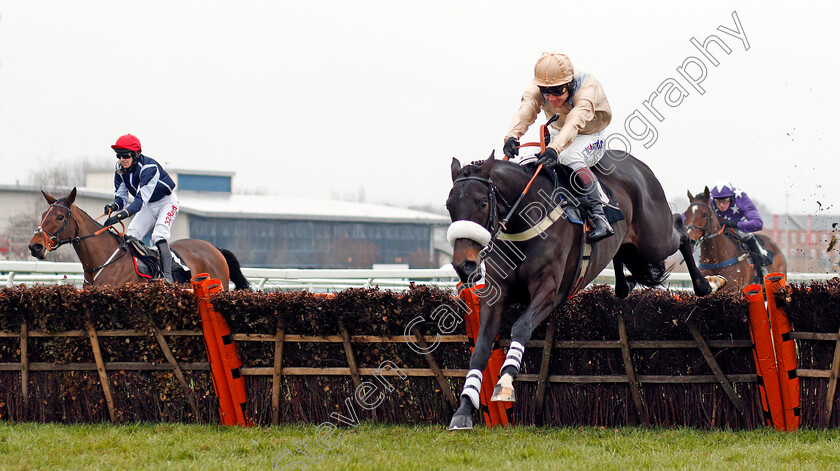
[527,162,625,226]
[736,234,775,266]
[123,236,191,283]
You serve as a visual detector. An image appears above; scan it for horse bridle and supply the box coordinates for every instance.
[684,201,727,248]
[452,175,510,243]
[33,203,86,253]
[34,202,127,280]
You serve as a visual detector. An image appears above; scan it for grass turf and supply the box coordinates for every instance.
[0,422,839,470]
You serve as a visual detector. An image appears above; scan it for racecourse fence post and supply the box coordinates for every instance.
[150,323,201,422]
[271,317,286,426]
[411,326,458,410]
[617,310,646,425]
[688,322,745,416]
[339,323,376,421]
[823,326,840,427]
[535,322,556,422]
[339,324,362,389]
[19,320,29,421]
[85,317,117,423]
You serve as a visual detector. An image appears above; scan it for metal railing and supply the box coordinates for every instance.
[1,260,837,291]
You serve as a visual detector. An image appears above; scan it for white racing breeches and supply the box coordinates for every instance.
[551,129,606,171]
[126,193,180,244]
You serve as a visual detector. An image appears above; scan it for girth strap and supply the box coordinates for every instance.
[698,253,749,270]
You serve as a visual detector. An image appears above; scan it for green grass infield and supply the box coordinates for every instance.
[1,422,839,470]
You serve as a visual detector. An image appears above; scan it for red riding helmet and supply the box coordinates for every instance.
[111,134,142,152]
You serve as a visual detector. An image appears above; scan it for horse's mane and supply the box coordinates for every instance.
[460,158,540,179]
[59,198,122,242]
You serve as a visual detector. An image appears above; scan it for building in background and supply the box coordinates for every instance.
[771,214,840,273]
[0,168,452,269]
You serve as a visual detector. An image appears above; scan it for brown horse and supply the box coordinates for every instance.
[683,188,786,288]
[445,151,724,430]
[28,188,250,290]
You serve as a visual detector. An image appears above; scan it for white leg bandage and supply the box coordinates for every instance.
[501,341,524,375]
[461,369,483,409]
[447,220,491,247]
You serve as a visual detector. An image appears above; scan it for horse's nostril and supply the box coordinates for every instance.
[462,261,477,274]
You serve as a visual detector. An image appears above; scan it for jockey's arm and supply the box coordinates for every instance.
[113,179,129,211]
[736,195,764,232]
[504,88,542,142]
[124,166,160,216]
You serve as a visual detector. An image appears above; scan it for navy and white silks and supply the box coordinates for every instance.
[112,154,180,244]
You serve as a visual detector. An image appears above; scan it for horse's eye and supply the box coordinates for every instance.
[480,201,488,209]
[56,215,64,221]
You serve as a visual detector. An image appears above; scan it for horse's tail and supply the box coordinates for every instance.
[217,247,251,291]
[622,252,672,288]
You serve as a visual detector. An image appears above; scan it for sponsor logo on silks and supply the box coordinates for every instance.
[586,140,605,152]
[583,139,605,158]
[164,205,178,225]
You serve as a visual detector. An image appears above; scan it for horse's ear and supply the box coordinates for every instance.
[703,186,711,200]
[66,187,77,206]
[686,190,694,201]
[41,190,57,205]
[451,158,462,182]
[479,151,496,174]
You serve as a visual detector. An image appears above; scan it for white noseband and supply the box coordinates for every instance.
[447,220,491,247]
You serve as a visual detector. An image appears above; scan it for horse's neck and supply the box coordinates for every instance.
[495,165,557,229]
[72,208,124,273]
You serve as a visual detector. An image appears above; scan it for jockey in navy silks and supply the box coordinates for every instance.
[709,181,770,277]
[502,51,614,243]
[103,134,180,283]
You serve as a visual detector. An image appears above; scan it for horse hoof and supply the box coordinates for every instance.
[490,384,516,402]
[707,275,727,293]
[615,277,636,299]
[448,414,473,431]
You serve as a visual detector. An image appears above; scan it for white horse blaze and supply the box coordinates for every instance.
[447,220,491,248]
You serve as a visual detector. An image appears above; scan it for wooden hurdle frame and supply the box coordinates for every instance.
[4,316,840,426]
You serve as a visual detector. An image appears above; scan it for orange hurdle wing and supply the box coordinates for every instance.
[743,284,785,430]
[764,274,800,431]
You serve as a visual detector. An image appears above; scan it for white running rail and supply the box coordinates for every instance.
[0,260,837,291]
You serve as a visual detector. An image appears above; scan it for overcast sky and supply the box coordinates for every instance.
[1,1,839,219]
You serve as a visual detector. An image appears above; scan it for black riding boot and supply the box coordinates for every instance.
[155,240,174,283]
[742,234,768,279]
[577,185,614,243]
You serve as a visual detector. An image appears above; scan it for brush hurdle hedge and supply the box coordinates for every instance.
[1,279,840,428]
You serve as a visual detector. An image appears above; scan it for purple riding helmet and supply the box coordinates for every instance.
[710,181,735,200]
[709,180,763,233]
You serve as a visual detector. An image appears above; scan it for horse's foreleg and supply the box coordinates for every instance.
[673,214,715,296]
[491,284,556,403]
[449,299,505,431]
[613,256,635,299]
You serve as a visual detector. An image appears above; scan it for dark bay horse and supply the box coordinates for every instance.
[445,151,724,430]
[684,188,787,288]
[28,188,250,290]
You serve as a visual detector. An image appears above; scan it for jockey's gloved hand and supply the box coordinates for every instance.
[104,202,119,215]
[104,210,129,227]
[503,137,520,159]
[721,219,738,229]
[535,147,559,167]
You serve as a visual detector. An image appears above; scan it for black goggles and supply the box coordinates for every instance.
[115,151,135,159]
[539,85,568,96]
